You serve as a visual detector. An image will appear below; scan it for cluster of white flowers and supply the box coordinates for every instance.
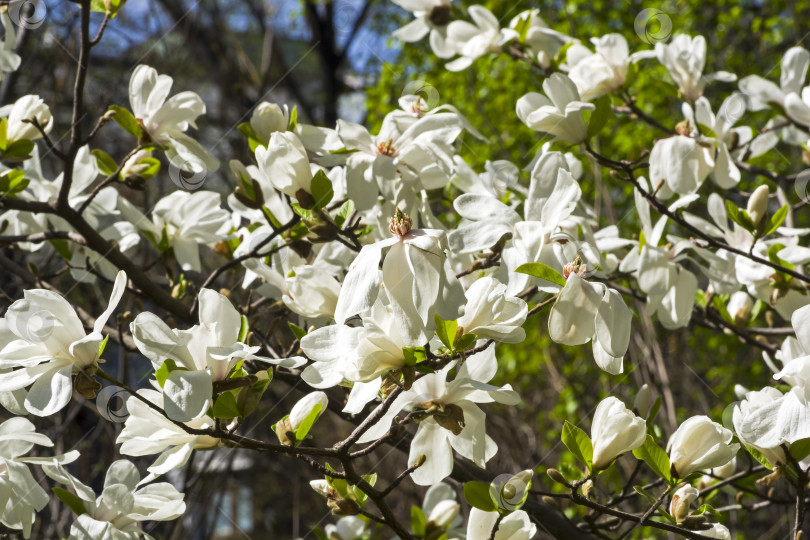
[0,1,808,538]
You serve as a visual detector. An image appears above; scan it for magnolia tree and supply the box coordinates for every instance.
[1,1,810,539]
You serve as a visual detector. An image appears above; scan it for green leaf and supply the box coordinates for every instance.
[454,332,477,352]
[402,346,427,366]
[288,106,298,131]
[50,239,72,261]
[0,117,8,150]
[711,295,734,324]
[237,315,249,343]
[515,262,567,288]
[137,157,161,180]
[234,370,272,420]
[765,204,788,236]
[587,94,612,139]
[310,169,334,211]
[108,105,142,138]
[790,438,810,462]
[434,313,458,350]
[52,487,87,516]
[155,359,184,388]
[561,421,593,469]
[463,481,497,512]
[91,149,119,176]
[294,403,323,443]
[632,435,672,482]
[288,321,306,341]
[334,199,355,229]
[410,505,426,536]
[97,334,110,359]
[262,206,283,229]
[0,169,29,196]
[697,123,718,139]
[4,139,34,159]
[724,200,740,228]
[212,391,240,419]
[90,0,126,16]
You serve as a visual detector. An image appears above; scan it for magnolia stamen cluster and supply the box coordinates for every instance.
[377,137,396,156]
[563,255,587,279]
[388,208,413,236]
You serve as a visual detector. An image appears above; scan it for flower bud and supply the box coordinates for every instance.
[746,185,769,226]
[546,468,570,486]
[634,384,652,418]
[667,416,739,478]
[727,291,753,326]
[427,499,459,528]
[590,396,647,470]
[669,484,699,523]
[250,101,289,143]
[275,391,328,446]
[6,95,53,143]
[711,455,736,479]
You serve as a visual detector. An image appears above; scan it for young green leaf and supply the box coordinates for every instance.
[213,391,240,419]
[434,313,458,351]
[91,149,119,176]
[108,105,142,138]
[52,487,87,516]
[515,262,567,288]
[587,94,612,139]
[764,204,788,236]
[561,421,593,469]
[294,403,323,443]
[463,480,498,512]
[310,170,334,211]
[410,505,427,536]
[632,435,672,482]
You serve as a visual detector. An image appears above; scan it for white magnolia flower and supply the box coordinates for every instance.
[324,516,368,540]
[466,508,537,540]
[746,185,770,226]
[250,101,289,143]
[300,299,414,413]
[669,484,699,523]
[739,46,809,111]
[648,134,714,196]
[508,10,570,69]
[248,261,341,320]
[0,417,79,538]
[450,152,581,296]
[702,523,732,540]
[255,131,314,199]
[334,209,458,345]
[733,305,810,452]
[567,34,653,101]
[547,273,632,375]
[445,6,516,71]
[117,389,220,476]
[590,396,647,469]
[682,96,748,189]
[336,112,471,211]
[130,288,301,422]
[273,391,328,445]
[42,458,185,540]
[124,190,230,273]
[667,416,739,478]
[457,277,528,343]
[732,386,787,467]
[1,95,52,143]
[654,35,735,102]
[0,271,126,416]
[356,348,520,486]
[0,12,21,82]
[128,64,219,172]
[391,0,454,59]
[517,73,595,143]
